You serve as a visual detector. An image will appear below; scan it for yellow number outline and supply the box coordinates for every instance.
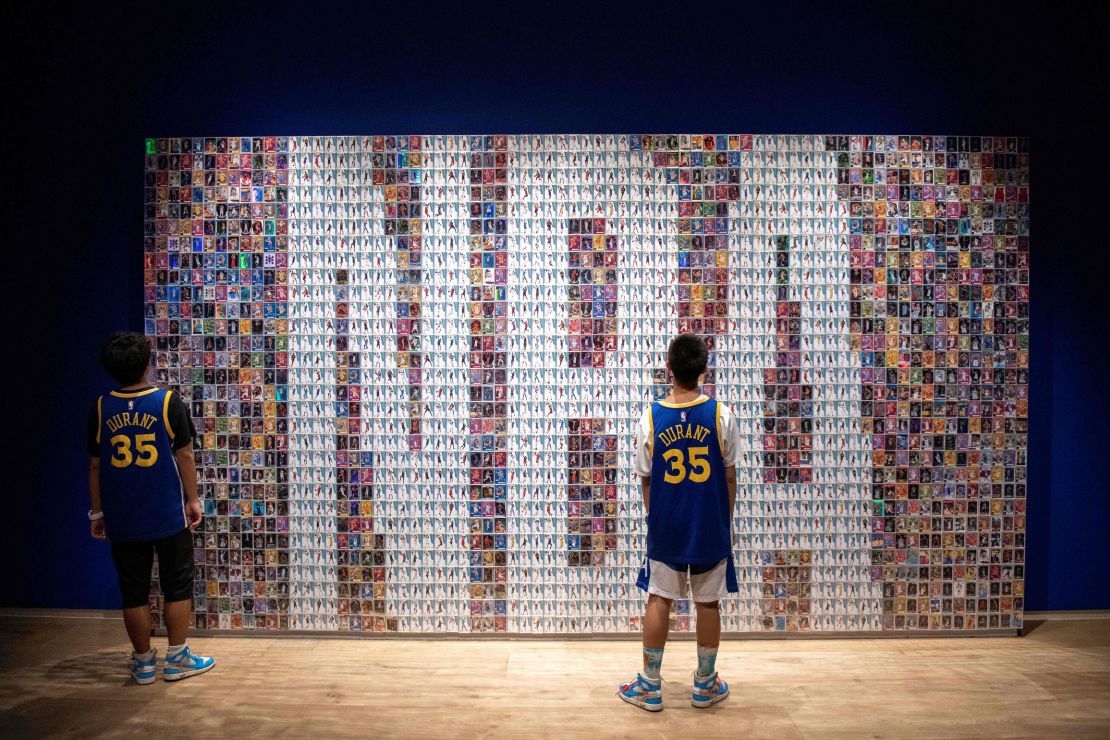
[109,434,132,468]
[660,446,712,484]
[688,446,711,483]
[662,448,685,483]
[109,433,159,468]
[134,433,159,467]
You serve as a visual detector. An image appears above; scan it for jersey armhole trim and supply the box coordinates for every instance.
[96,396,103,445]
[647,405,654,456]
[163,390,175,441]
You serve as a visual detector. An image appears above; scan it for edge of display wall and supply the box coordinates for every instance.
[153,628,1023,640]
[12,610,1110,639]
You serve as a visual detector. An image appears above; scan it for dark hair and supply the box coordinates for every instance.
[667,333,708,390]
[99,332,151,386]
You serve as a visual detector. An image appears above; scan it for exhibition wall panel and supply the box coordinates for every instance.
[142,133,1028,633]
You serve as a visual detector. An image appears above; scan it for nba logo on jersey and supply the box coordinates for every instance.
[128,401,134,410]
[681,411,686,422]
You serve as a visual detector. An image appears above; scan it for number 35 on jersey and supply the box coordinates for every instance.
[656,421,714,484]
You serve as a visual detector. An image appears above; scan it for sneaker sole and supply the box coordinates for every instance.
[132,673,157,685]
[618,692,663,712]
[164,662,215,682]
[691,692,728,708]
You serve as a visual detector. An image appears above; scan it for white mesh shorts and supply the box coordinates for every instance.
[642,558,732,602]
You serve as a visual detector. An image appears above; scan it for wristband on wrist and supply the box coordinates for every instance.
[88,509,104,521]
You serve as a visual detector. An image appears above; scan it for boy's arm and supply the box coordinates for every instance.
[725,465,736,520]
[634,404,653,517]
[722,403,739,523]
[167,391,202,529]
[87,401,106,540]
[174,446,202,528]
[88,457,106,540]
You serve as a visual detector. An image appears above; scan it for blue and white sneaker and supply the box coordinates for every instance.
[130,649,157,685]
[618,673,663,711]
[163,645,215,682]
[691,671,728,708]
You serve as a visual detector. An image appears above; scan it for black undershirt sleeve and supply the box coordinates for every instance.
[166,391,196,451]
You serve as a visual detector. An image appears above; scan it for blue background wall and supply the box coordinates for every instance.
[6,2,1106,612]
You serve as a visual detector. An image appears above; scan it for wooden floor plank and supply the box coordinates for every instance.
[0,614,1106,738]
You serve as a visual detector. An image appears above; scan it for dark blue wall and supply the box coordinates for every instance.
[6,2,1106,611]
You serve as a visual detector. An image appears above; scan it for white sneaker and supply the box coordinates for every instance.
[163,645,215,682]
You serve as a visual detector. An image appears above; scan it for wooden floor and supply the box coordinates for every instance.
[1,613,1108,738]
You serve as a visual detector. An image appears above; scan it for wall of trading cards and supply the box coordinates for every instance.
[143,133,1029,635]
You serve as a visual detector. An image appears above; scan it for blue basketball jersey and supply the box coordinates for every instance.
[646,396,731,564]
[96,387,186,542]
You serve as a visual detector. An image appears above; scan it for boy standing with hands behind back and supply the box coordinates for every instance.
[619,334,740,711]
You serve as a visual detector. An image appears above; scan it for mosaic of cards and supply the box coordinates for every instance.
[143,134,1029,634]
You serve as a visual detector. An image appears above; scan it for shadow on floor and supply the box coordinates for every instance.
[0,693,154,737]
[1020,619,1046,636]
[1,651,152,736]
[42,650,135,688]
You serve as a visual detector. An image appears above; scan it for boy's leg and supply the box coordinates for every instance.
[163,599,191,647]
[643,594,671,649]
[156,528,196,645]
[109,538,159,684]
[689,561,730,707]
[156,528,215,681]
[122,605,152,654]
[109,539,156,654]
[642,593,672,678]
[618,593,671,711]
[694,601,721,676]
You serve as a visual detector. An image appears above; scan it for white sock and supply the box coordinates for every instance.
[134,648,155,660]
[166,643,186,657]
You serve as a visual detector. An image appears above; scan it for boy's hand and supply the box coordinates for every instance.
[90,518,107,541]
[185,499,203,530]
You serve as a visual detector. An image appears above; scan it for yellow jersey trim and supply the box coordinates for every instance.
[647,405,654,456]
[109,387,160,399]
[164,390,175,440]
[656,395,709,409]
[96,396,103,445]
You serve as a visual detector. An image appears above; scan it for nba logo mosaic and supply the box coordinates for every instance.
[143,134,1028,634]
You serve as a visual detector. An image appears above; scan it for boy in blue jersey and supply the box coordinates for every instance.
[87,332,215,684]
[618,334,740,711]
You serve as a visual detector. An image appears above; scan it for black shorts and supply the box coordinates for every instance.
[109,528,195,609]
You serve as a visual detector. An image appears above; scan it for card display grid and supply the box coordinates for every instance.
[143,134,1028,634]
